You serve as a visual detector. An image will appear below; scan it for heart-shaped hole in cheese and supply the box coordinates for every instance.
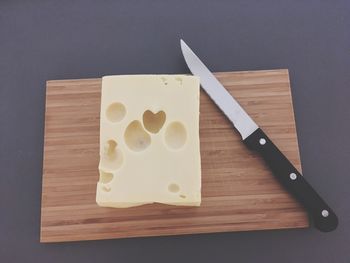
[143,110,166,134]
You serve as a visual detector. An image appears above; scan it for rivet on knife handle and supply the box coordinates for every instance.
[244,128,338,232]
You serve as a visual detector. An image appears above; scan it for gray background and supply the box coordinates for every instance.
[1,0,349,262]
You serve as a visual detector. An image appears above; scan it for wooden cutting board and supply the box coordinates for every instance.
[41,69,309,243]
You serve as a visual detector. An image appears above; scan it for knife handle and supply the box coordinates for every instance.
[244,128,338,232]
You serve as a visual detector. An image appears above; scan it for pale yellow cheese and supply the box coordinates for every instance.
[96,75,201,208]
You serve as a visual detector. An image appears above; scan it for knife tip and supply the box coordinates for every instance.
[180,39,185,47]
[180,39,187,54]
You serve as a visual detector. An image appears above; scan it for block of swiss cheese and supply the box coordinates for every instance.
[96,75,201,208]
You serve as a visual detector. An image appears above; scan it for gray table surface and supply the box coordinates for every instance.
[1,1,349,262]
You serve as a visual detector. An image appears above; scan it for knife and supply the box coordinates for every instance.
[180,39,338,232]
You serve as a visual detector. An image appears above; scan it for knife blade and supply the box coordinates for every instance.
[180,39,338,232]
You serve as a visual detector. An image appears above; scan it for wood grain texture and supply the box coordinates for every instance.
[41,69,309,243]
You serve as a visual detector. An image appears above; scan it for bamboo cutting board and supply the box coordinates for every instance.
[41,69,309,243]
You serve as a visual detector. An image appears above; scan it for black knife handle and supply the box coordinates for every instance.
[244,128,338,232]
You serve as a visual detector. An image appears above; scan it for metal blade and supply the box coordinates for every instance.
[180,39,258,139]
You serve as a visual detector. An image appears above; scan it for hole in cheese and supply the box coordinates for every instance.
[161,77,168,86]
[105,140,117,157]
[143,110,166,134]
[124,120,151,152]
[100,139,123,171]
[99,171,114,184]
[168,183,180,193]
[175,77,183,85]
[164,122,187,149]
[102,185,111,192]
[106,102,126,123]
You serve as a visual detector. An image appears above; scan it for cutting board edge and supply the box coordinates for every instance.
[45,69,290,83]
[40,219,309,243]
